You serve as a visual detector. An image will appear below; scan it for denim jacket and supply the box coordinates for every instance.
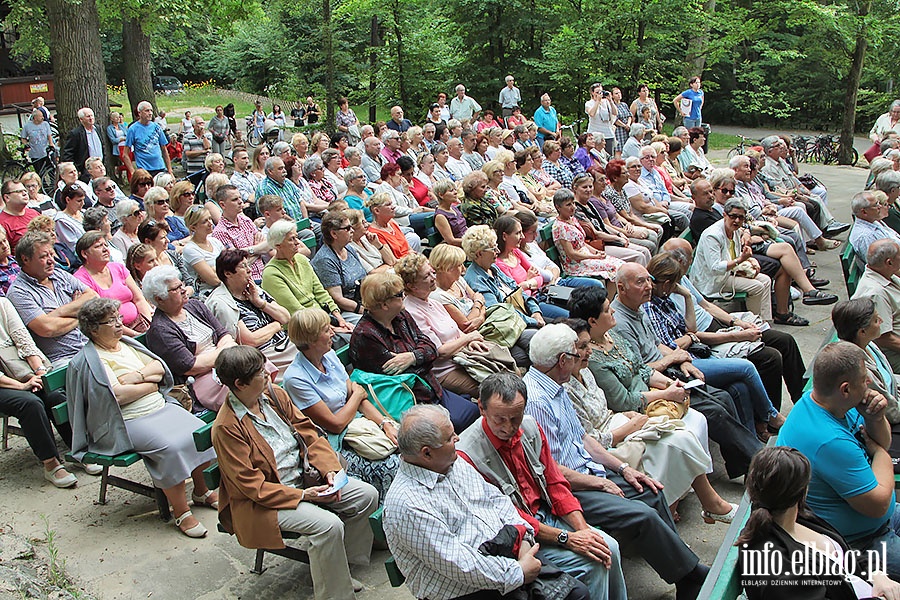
[464,262,541,326]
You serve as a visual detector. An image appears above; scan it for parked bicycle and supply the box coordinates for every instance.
[559,118,585,140]
[2,145,58,196]
[804,134,858,166]
[726,134,757,159]
[790,135,813,163]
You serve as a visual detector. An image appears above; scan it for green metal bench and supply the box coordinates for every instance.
[45,333,197,521]
[2,334,149,450]
[841,242,863,297]
[368,507,404,587]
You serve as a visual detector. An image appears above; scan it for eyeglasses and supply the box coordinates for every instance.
[720,188,736,195]
[100,186,116,192]
[335,225,352,231]
[131,209,143,217]
[392,291,405,299]
[100,314,124,326]
[559,351,580,361]
[136,181,152,187]
[156,199,169,205]
[181,191,196,197]
[167,282,187,294]
[725,213,746,221]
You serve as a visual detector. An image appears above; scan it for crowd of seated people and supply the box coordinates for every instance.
[1,85,883,600]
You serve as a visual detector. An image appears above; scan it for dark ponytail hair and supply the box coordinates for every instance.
[735,446,811,547]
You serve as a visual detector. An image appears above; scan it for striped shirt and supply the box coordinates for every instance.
[522,367,606,477]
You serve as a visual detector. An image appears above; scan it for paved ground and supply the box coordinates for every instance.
[0,154,868,599]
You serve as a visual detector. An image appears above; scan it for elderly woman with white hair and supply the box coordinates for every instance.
[322,148,347,198]
[109,198,144,256]
[867,156,895,190]
[261,219,356,329]
[621,125,645,160]
[56,161,96,204]
[144,265,236,411]
[304,154,338,213]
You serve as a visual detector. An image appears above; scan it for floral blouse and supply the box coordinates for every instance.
[564,369,616,449]
[586,329,654,413]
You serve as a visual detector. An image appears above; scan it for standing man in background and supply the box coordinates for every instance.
[499,75,522,121]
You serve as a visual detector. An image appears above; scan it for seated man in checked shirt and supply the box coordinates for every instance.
[383,404,589,600]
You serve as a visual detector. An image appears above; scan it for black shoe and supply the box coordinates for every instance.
[802,289,838,305]
[824,221,852,236]
[675,563,710,600]
[809,277,830,288]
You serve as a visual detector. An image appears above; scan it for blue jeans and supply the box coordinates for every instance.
[558,276,605,288]
[535,509,627,600]
[692,357,778,422]
[407,212,430,240]
[683,118,701,129]
[850,504,900,580]
[539,301,569,320]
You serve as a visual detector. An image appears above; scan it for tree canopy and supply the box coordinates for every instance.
[7,0,900,135]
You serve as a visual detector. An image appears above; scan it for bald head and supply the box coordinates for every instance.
[663,237,692,254]
[616,263,652,309]
[868,239,900,273]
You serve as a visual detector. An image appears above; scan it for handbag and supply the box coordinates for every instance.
[343,417,397,461]
[687,341,713,359]
[479,303,527,347]
[0,344,50,382]
[191,370,230,411]
[349,369,426,422]
[645,398,688,420]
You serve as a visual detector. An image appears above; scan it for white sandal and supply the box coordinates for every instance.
[174,511,207,538]
[43,464,77,488]
[191,489,218,509]
[701,503,739,525]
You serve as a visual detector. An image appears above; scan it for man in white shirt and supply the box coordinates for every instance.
[446,137,473,181]
[450,84,482,128]
[383,404,589,600]
[498,75,522,120]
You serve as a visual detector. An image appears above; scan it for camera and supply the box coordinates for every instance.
[601,91,610,97]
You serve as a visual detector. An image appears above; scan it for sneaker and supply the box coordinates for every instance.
[824,221,852,236]
[790,287,802,301]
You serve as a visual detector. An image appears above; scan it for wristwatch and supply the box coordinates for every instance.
[617,463,628,476]
[556,530,569,545]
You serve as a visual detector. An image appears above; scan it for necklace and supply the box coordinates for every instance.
[591,332,638,373]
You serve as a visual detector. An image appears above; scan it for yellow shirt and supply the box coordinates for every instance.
[96,344,165,420]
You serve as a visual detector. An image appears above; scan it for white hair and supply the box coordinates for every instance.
[136,101,152,112]
[397,404,451,457]
[76,107,94,119]
[267,219,296,247]
[142,265,181,306]
[115,199,140,221]
[528,323,578,368]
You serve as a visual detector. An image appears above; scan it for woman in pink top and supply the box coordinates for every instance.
[493,215,569,319]
[395,253,490,397]
[74,230,153,336]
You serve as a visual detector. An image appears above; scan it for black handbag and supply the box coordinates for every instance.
[687,341,713,359]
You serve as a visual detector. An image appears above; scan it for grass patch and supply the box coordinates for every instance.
[107,82,259,125]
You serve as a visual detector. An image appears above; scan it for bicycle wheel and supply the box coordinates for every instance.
[1,161,27,183]
[727,146,742,160]
[39,165,57,196]
[247,127,262,148]
[49,122,59,147]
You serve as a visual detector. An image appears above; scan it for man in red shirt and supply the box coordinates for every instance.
[457,373,626,600]
[0,180,40,250]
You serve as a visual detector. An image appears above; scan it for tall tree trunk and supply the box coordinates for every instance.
[838,1,870,165]
[122,17,158,120]
[391,1,407,108]
[323,0,334,132]
[45,0,112,166]
[684,0,715,79]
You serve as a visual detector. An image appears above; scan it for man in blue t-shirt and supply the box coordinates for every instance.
[123,100,172,177]
[778,341,900,578]
[674,77,704,129]
[533,94,559,149]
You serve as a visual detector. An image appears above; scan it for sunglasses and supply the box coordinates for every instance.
[720,188,735,195]
[392,291,405,299]
[725,213,746,221]
[100,186,116,192]
[131,209,143,217]
[335,225,352,231]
